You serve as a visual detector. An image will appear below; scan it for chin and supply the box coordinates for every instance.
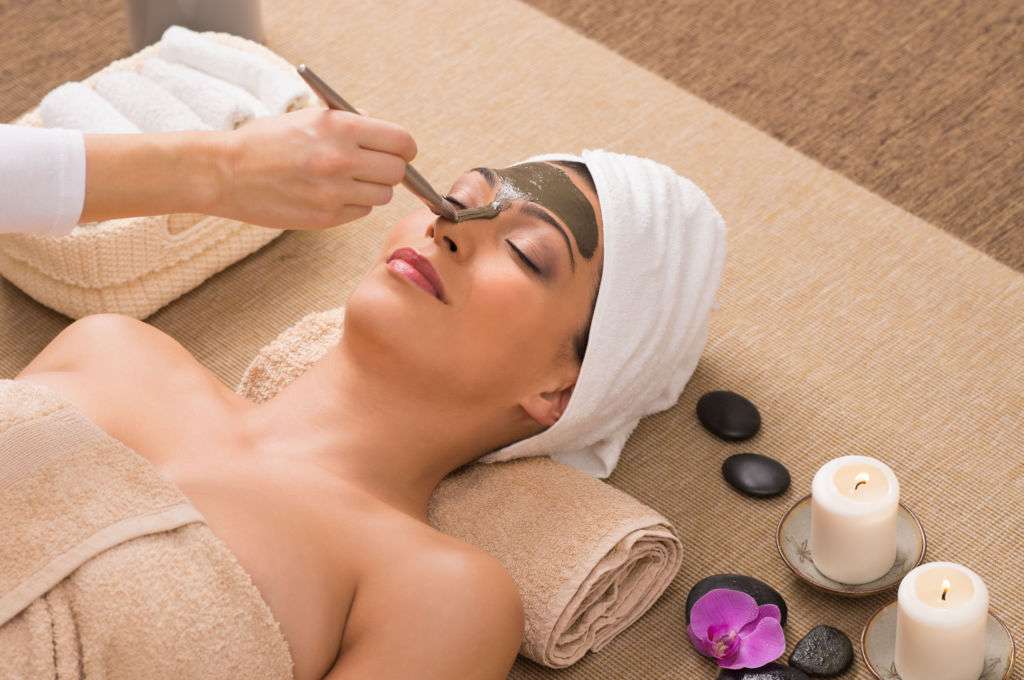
[343,262,451,386]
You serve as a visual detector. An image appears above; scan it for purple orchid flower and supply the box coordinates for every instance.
[687,588,785,669]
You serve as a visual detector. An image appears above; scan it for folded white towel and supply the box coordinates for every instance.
[139,57,270,130]
[92,71,210,133]
[478,149,728,478]
[159,24,311,115]
[39,81,140,134]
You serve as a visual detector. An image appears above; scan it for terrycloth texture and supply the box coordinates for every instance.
[478,150,727,478]
[237,307,684,668]
[2,2,1023,679]
[0,125,86,237]
[140,56,270,130]
[39,81,140,133]
[0,29,309,319]
[0,379,294,679]
[91,70,210,132]
[160,24,313,115]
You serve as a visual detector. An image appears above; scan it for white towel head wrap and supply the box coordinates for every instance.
[476,149,727,478]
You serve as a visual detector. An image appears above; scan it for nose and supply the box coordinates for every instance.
[428,214,462,254]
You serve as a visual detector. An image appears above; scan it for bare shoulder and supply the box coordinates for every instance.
[329,522,525,680]
[406,535,524,630]
[17,313,193,377]
[14,313,228,438]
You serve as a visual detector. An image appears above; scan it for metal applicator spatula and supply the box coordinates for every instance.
[296,64,501,223]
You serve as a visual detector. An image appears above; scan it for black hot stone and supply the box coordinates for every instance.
[788,625,854,677]
[718,663,810,680]
[686,574,788,627]
[722,453,791,497]
[697,390,761,441]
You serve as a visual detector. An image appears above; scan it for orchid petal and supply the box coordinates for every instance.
[687,621,716,657]
[688,588,759,636]
[738,603,781,637]
[721,614,786,669]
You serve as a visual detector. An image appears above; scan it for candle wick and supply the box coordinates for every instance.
[854,480,866,490]
[941,589,947,601]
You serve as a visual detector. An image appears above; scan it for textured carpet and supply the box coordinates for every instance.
[1,2,1021,680]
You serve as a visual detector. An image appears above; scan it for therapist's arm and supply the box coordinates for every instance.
[80,129,226,223]
[86,108,417,229]
[0,109,416,236]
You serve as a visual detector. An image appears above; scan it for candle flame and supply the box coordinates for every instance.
[853,472,870,491]
[941,578,951,601]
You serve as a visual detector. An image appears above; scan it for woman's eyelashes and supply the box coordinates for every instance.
[444,194,467,209]
[507,240,542,275]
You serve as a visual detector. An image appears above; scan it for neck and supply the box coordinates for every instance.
[240,333,491,522]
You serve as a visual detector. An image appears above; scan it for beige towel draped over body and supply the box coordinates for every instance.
[0,379,295,680]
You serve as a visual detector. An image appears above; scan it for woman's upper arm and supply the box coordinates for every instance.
[325,549,524,680]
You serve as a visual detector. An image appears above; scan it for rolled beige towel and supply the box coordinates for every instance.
[237,307,683,668]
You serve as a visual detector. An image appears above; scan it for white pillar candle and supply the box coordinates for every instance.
[809,455,899,583]
[894,561,989,680]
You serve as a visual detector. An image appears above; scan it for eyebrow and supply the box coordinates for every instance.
[468,167,577,273]
[471,166,497,188]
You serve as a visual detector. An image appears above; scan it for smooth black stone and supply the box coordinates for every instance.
[697,390,762,441]
[686,574,788,627]
[788,625,854,677]
[722,452,791,497]
[718,662,810,680]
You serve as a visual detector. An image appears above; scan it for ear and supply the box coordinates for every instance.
[518,382,575,428]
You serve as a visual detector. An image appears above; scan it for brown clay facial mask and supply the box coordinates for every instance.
[489,162,599,259]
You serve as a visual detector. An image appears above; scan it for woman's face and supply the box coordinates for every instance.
[345,161,604,434]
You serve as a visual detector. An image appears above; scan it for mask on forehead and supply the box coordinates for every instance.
[490,162,600,259]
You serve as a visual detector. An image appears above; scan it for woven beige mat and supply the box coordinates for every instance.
[1,1,1020,678]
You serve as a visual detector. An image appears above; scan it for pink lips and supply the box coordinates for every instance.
[386,247,447,303]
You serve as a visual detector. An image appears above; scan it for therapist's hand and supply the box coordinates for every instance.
[79,108,417,229]
[212,108,417,229]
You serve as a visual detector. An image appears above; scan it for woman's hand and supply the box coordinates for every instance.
[79,108,417,230]
[211,108,418,229]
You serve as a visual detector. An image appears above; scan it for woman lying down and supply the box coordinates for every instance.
[6,137,725,678]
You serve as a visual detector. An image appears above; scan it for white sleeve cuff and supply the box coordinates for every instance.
[0,124,86,237]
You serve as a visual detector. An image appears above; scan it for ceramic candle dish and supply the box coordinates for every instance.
[776,494,926,597]
[860,601,1015,680]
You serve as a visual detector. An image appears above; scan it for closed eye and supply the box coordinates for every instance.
[507,240,541,274]
[444,194,467,209]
